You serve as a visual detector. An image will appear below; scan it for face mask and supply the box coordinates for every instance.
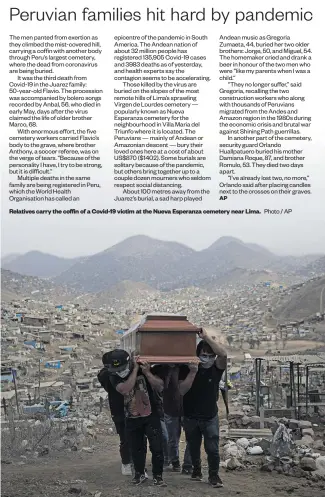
[116,367,130,378]
[199,356,215,368]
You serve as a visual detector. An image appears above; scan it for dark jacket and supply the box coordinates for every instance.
[97,367,125,421]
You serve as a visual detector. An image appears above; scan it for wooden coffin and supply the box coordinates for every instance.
[128,314,201,363]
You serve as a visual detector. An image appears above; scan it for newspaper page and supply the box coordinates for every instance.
[1,0,325,494]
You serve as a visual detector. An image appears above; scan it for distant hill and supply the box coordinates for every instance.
[55,235,195,292]
[1,269,77,302]
[2,251,81,278]
[204,268,281,289]
[210,236,274,258]
[298,256,325,277]
[3,236,324,294]
[269,254,324,273]
[202,238,276,268]
[55,236,282,292]
[168,238,278,290]
[1,253,21,265]
[82,280,160,307]
[106,236,193,259]
[274,276,325,321]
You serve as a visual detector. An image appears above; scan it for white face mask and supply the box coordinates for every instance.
[199,355,215,368]
[116,367,130,378]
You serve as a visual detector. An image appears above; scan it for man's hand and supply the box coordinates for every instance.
[198,328,208,340]
[187,361,198,372]
[139,361,150,373]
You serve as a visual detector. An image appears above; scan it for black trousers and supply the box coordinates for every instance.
[126,414,164,476]
[113,417,131,465]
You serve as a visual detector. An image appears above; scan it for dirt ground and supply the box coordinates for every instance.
[229,340,325,360]
[2,434,325,497]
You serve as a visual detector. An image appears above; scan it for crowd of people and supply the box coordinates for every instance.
[97,328,227,488]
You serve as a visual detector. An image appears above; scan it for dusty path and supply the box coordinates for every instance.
[2,436,325,497]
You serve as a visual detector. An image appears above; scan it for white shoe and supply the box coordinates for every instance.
[122,464,132,476]
[144,469,149,479]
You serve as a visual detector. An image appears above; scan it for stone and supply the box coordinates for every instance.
[225,445,243,459]
[285,485,299,493]
[280,456,293,464]
[38,446,49,456]
[264,419,278,430]
[229,411,245,419]
[250,416,261,429]
[21,440,28,448]
[227,456,242,470]
[289,419,299,430]
[53,441,66,451]
[61,436,72,447]
[251,416,261,423]
[83,420,94,428]
[241,416,251,426]
[302,428,315,438]
[68,487,82,494]
[297,447,312,457]
[288,466,308,478]
[270,424,294,458]
[300,435,314,446]
[220,419,229,426]
[313,440,325,450]
[298,421,312,429]
[81,447,94,453]
[247,446,264,455]
[315,456,325,477]
[236,438,249,449]
[258,439,271,455]
[300,457,317,471]
[282,464,292,474]
[261,462,274,472]
[224,441,236,448]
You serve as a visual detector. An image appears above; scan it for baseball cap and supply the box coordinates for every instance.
[102,349,130,373]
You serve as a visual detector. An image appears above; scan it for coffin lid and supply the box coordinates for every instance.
[133,313,202,333]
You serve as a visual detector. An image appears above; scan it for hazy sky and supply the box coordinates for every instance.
[1,0,324,258]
